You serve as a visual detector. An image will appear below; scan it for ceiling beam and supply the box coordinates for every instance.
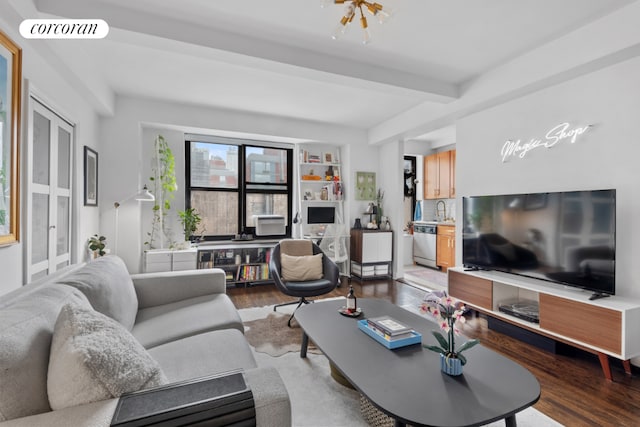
[368,0,640,145]
[34,0,458,103]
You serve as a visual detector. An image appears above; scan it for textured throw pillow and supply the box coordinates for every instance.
[47,303,167,410]
[281,253,323,281]
[56,256,138,330]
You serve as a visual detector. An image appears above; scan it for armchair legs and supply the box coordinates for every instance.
[274,297,312,327]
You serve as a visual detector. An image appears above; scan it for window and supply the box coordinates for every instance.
[186,137,293,240]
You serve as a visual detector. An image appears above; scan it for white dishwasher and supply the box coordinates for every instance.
[413,222,437,268]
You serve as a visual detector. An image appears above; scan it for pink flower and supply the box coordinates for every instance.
[439,320,450,333]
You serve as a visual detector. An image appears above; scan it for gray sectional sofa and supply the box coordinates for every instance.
[0,256,291,426]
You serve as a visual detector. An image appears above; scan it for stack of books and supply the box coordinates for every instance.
[358,316,422,349]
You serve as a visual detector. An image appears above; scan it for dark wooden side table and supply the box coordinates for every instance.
[296,298,540,427]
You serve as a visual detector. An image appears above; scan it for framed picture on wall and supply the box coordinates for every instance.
[84,146,98,206]
[355,171,376,200]
[0,29,22,245]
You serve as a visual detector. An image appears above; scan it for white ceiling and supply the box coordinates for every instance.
[25,0,637,143]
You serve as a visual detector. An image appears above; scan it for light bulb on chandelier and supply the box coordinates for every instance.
[324,0,393,44]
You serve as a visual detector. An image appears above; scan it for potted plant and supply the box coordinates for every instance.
[88,234,107,258]
[178,207,202,243]
[420,291,479,375]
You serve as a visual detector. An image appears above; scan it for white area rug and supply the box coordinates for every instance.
[239,303,564,427]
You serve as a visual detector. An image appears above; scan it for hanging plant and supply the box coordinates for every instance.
[145,135,177,249]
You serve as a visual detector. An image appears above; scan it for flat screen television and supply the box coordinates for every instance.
[307,206,335,224]
[462,189,616,298]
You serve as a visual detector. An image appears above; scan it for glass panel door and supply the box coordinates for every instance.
[25,98,74,282]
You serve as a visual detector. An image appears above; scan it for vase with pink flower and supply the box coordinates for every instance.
[420,292,479,376]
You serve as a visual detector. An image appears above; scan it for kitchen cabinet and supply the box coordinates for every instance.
[350,229,392,280]
[449,149,456,198]
[436,225,455,270]
[423,150,456,199]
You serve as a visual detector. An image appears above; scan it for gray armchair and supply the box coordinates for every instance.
[269,239,339,327]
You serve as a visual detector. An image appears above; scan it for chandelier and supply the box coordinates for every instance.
[322,0,393,44]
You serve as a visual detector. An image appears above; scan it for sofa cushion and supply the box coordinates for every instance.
[280,253,323,281]
[47,303,167,410]
[132,293,244,349]
[148,329,257,382]
[0,285,90,421]
[56,256,138,330]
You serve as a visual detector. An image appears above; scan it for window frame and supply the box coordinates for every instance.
[185,136,293,241]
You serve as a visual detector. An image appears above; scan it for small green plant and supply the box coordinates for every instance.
[178,207,202,242]
[88,234,107,257]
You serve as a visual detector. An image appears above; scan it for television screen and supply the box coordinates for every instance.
[307,206,335,224]
[462,189,616,296]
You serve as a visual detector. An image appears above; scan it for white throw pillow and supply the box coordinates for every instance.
[281,253,323,281]
[47,303,167,410]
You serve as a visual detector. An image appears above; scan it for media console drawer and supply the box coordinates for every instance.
[540,294,621,354]
[448,270,492,310]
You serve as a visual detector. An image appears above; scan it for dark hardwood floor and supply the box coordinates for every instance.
[227,279,640,427]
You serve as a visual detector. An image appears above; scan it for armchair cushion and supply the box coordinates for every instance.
[47,303,167,410]
[280,253,323,282]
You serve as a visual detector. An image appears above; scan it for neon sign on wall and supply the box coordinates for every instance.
[501,122,591,162]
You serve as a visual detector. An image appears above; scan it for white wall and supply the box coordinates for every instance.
[456,55,640,298]
[99,96,369,272]
[0,15,101,295]
[378,140,403,278]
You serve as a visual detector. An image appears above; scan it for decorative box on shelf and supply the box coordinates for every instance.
[357,320,422,349]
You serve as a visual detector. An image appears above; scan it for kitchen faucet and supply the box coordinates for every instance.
[436,200,446,221]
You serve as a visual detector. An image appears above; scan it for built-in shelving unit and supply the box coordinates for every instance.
[297,145,349,276]
[448,266,640,380]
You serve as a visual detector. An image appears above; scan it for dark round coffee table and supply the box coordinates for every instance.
[296,298,540,427]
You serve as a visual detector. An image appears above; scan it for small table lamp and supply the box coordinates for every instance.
[114,185,155,255]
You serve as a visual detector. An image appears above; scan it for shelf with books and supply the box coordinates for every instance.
[297,144,349,277]
[197,241,276,287]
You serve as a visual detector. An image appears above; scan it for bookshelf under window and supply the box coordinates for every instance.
[197,241,277,287]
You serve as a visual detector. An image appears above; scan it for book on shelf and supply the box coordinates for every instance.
[236,264,270,282]
[366,316,412,336]
[307,154,321,163]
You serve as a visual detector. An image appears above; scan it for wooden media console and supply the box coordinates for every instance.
[448,267,640,380]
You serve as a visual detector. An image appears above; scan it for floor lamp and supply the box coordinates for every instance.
[113,184,155,256]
